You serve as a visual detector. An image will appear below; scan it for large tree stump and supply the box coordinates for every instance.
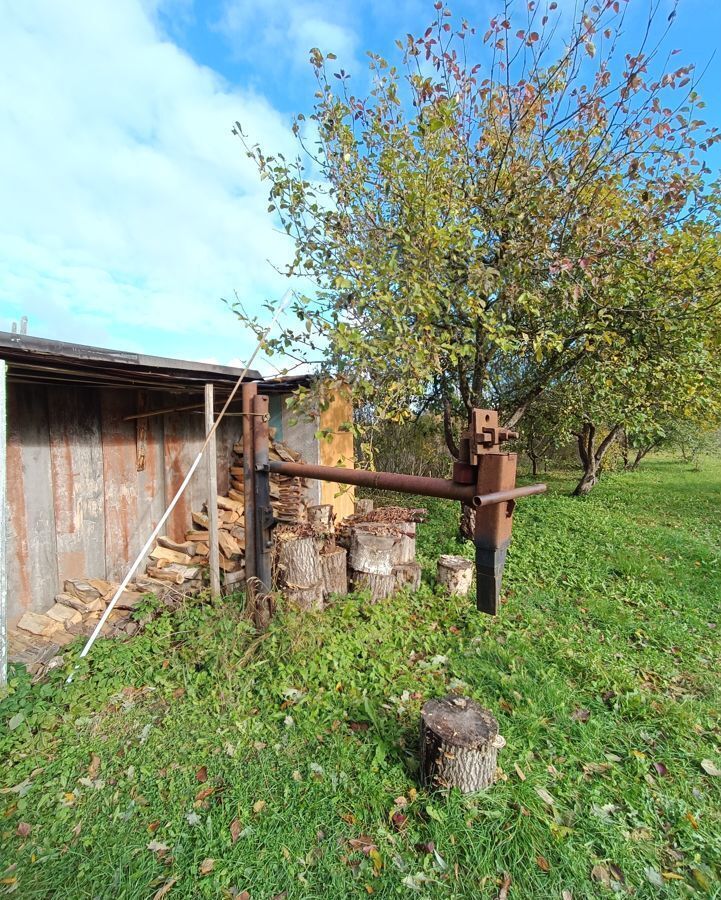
[437,555,474,596]
[420,696,505,793]
[276,535,323,611]
[350,570,397,602]
[393,562,422,592]
[320,547,348,598]
[354,498,374,516]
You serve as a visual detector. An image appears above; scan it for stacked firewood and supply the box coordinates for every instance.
[231,439,308,524]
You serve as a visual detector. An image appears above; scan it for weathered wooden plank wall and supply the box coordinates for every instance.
[5,383,278,627]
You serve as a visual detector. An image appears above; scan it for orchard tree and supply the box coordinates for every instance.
[234,0,720,462]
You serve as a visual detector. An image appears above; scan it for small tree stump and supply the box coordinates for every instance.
[350,570,396,602]
[354,498,374,516]
[391,523,416,564]
[393,562,422,592]
[276,535,323,611]
[420,696,505,793]
[437,555,473,596]
[320,546,348,598]
[308,504,334,531]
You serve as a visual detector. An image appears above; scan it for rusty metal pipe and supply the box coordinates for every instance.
[268,460,546,508]
[473,483,547,507]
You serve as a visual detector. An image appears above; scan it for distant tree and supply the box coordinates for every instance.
[235,0,720,468]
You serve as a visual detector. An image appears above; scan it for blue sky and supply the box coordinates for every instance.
[2,0,720,373]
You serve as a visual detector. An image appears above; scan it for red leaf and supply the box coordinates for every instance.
[571,708,590,722]
[16,822,31,837]
[196,766,208,783]
[653,762,669,776]
[230,818,242,843]
[391,812,408,831]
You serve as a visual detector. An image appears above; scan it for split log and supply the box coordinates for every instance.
[276,535,323,611]
[150,546,194,566]
[308,504,334,531]
[320,547,347,598]
[56,592,105,614]
[420,696,505,793]
[350,570,396,603]
[393,562,422,592]
[157,536,197,557]
[223,569,246,589]
[186,530,210,542]
[192,511,210,528]
[146,566,185,585]
[437,555,474,596]
[63,579,102,603]
[354,498,374,516]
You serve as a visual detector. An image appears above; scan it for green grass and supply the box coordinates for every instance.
[2,458,720,899]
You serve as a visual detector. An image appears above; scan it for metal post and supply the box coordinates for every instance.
[252,394,272,597]
[204,383,220,599]
[0,360,7,689]
[241,382,257,584]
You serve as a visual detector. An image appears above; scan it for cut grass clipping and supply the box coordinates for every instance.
[2,458,720,898]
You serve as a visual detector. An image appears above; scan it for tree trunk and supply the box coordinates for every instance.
[420,696,505,793]
[393,562,422,592]
[349,525,397,602]
[437,555,474,596]
[350,570,397,602]
[354,498,374,516]
[572,422,620,496]
[320,547,347,599]
[276,535,323,611]
[307,504,334,531]
[459,503,474,541]
[391,523,416,564]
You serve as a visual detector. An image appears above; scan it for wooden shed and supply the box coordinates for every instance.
[0,332,354,641]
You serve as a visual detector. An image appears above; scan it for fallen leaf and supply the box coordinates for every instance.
[252,800,266,814]
[185,812,201,826]
[199,858,214,876]
[152,877,178,899]
[700,759,721,777]
[365,886,374,895]
[562,891,572,900]
[536,856,550,872]
[369,848,383,875]
[690,867,711,891]
[652,761,668,776]
[72,822,82,837]
[349,721,369,732]
[88,754,101,779]
[349,835,377,855]
[195,766,208,783]
[147,840,169,855]
[148,821,160,833]
[497,871,512,899]
[644,867,664,888]
[230,818,242,844]
[391,812,407,831]
[591,864,611,887]
[340,812,356,825]
[535,787,555,806]
[195,786,214,802]
[253,741,267,751]
[609,864,625,883]
[514,763,526,781]
[685,811,699,829]
[415,841,434,855]
[571,708,590,723]
[16,822,31,837]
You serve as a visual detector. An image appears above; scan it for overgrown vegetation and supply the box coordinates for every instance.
[2,458,720,898]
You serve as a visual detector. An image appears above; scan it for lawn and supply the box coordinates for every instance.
[2,458,720,899]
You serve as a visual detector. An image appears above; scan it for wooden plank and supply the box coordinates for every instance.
[215,416,238,497]
[205,384,220,598]
[100,390,140,581]
[47,385,106,584]
[5,383,58,623]
[0,361,6,686]
[136,396,166,559]
[163,408,205,542]
[319,385,356,520]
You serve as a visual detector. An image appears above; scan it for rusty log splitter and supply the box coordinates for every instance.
[241,387,546,615]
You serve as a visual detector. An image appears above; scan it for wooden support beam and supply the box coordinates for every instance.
[205,384,220,599]
[0,360,6,688]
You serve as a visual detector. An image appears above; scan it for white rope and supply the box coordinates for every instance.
[67,291,292,681]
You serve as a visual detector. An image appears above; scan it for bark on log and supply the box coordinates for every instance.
[350,570,396,603]
[437,555,474,596]
[420,696,505,793]
[391,523,416,564]
[320,547,348,598]
[276,535,323,611]
[354,498,374,516]
[308,504,334,531]
[349,526,396,575]
[393,562,422,592]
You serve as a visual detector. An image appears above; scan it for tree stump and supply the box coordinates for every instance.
[354,498,374,516]
[437,555,474,596]
[391,523,416,564]
[320,546,348,598]
[393,562,422,592]
[308,504,334,532]
[350,570,397,602]
[420,696,505,793]
[276,535,323,611]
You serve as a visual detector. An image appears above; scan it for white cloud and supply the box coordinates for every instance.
[0,0,297,361]
[217,0,358,70]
